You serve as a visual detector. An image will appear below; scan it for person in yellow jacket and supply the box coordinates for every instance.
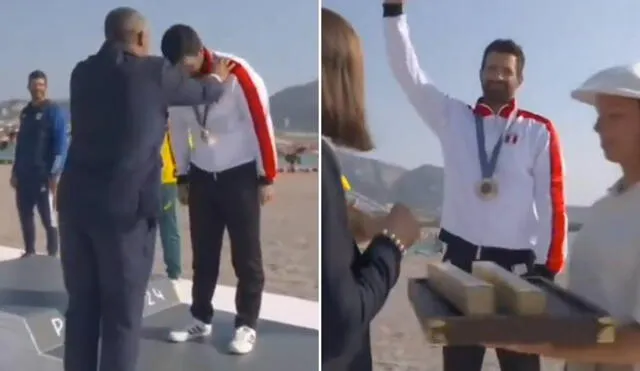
[160,131,182,280]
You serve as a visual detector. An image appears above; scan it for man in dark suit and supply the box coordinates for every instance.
[56,7,235,371]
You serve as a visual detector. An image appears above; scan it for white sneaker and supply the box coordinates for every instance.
[167,319,212,343]
[228,326,257,354]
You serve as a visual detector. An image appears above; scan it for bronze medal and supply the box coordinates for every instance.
[476,178,498,200]
[193,104,215,146]
[200,128,216,145]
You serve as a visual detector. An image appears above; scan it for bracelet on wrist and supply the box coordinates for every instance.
[381,228,406,255]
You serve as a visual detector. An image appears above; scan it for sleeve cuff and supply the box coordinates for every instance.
[369,234,403,261]
[258,176,273,186]
[383,3,404,17]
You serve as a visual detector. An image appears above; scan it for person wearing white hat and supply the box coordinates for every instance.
[494,63,640,368]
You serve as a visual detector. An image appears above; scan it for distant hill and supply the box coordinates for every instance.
[336,149,589,228]
[0,79,318,134]
[270,80,318,133]
[336,150,406,205]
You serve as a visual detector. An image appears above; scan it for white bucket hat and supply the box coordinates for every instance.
[571,63,640,106]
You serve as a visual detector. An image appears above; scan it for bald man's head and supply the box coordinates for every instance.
[103,7,150,54]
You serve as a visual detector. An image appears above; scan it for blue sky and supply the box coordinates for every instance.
[0,0,318,99]
[322,0,640,205]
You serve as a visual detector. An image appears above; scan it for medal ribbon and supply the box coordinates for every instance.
[192,104,213,140]
[193,47,215,142]
[474,109,517,181]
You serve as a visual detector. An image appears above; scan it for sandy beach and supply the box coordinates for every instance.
[0,165,318,302]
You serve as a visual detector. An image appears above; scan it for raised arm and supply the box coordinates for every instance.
[383,1,456,136]
[160,59,225,107]
[532,119,567,276]
[234,64,278,185]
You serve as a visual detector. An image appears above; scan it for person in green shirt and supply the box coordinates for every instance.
[160,131,182,280]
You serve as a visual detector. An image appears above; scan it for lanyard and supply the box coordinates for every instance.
[474,109,517,180]
[192,104,213,130]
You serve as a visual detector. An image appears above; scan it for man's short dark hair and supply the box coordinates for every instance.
[161,24,203,65]
[28,70,47,82]
[481,39,525,74]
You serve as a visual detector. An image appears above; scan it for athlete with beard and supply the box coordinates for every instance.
[382,1,568,370]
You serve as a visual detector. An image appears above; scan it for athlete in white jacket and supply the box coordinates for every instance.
[383,1,567,370]
[160,24,277,355]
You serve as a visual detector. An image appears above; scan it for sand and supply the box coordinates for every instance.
[0,165,318,302]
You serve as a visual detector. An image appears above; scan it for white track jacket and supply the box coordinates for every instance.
[384,13,568,273]
[169,51,278,184]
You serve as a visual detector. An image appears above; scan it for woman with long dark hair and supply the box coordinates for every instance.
[321,8,421,371]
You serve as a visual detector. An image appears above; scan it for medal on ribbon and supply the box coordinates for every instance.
[199,128,216,145]
[473,109,517,201]
[192,104,215,146]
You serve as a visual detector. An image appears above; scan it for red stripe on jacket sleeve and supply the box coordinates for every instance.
[522,111,567,274]
[232,64,278,183]
[544,120,567,274]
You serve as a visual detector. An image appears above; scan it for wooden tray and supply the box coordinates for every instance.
[408,277,615,346]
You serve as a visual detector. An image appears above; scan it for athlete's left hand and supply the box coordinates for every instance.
[259,184,274,205]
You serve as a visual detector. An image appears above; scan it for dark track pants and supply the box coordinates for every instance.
[159,183,181,279]
[15,181,58,255]
[438,230,541,371]
[59,215,156,371]
[188,163,264,329]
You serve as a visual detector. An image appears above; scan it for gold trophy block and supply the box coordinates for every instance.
[471,261,546,315]
[427,262,495,315]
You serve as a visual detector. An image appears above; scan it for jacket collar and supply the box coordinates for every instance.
[27,100,51,110]
[473,97,518,118]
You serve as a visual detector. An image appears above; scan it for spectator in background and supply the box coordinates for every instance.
[10,70,68,258]
[159,130,182,280]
